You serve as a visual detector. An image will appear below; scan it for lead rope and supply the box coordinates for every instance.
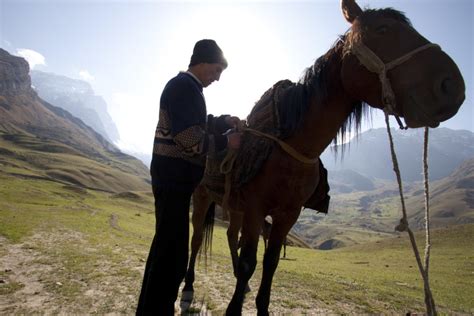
[422,127,436,315]
[385,112,436,315]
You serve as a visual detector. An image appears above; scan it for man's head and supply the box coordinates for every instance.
[188,39,227,87]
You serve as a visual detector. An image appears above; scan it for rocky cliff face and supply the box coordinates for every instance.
[0,49,32,95]
[0,48,149,185]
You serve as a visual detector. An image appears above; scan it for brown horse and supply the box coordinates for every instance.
[183,0,465,314]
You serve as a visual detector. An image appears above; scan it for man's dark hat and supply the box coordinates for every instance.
[189,39,228,68]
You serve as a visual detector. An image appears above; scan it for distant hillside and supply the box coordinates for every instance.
[0,48,149,193]
[295,158,474,249]
[407,158,474,229]
[31,70,120,144]
[321,127,474,181]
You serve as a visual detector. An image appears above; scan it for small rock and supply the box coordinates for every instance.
[0,279,5,284]
[140,258,145,262]
[56,282,63,286]
[395,282,409,287]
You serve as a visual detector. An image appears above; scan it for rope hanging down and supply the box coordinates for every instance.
[385,112,437,316]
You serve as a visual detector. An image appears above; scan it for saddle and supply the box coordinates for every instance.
[203,79,330,214]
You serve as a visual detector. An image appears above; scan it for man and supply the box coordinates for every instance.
[137,39,241,315]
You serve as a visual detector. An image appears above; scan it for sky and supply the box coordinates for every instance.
[1,0,472,157]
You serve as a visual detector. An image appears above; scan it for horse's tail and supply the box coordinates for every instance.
[199,201,215,266]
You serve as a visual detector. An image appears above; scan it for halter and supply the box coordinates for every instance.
[348,40,440,129]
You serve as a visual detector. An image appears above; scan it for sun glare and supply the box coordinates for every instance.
[164,5,293,119]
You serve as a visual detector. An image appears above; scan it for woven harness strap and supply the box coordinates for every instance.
[219,122,318,211]
[350,41,440,128]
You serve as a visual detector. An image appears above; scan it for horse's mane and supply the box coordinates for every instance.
[276,7,410,151]
[360,8,411,26]
[276,36,369,150]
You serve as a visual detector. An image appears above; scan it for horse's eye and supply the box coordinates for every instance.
[376,25,388,34]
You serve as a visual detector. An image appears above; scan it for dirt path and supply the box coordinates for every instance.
[1,231,335,315]
[180,260,335,315]
[0,235,55,312]
[0,231,142,314]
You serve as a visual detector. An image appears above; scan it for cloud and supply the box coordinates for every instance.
[2,40,12,48]
[16,48,46,69]
[79,70,95,82]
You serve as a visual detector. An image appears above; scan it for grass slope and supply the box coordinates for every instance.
[0,172,472,314]
[0,131,150,193]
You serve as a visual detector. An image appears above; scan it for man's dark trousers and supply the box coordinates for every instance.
[136,186,193,315]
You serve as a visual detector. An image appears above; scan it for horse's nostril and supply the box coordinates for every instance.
[440,77,455,96]
[435,75,463,104]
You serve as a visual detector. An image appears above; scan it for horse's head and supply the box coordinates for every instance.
[340,0,465,128]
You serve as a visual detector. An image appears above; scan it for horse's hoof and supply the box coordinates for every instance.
[181,290,194,303]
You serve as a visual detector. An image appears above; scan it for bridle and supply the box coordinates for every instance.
[347,38,440,129]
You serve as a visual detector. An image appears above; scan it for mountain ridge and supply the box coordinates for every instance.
[30,70,120,144]
[321,127,474,181]
[0,48,150,193]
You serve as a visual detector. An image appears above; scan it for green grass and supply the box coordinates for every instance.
[0,171,154,314]
[0,171,473,314]
[195,224,474,314]
[0,132,150,193]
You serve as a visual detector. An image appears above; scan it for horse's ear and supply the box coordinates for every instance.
[341,0,363,24]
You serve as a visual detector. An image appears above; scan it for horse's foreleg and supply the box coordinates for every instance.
[182,225,202,296]
[226,217,261,316]
[256,217,296,315]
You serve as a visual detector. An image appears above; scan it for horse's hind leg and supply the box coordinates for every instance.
[181,184,211,301]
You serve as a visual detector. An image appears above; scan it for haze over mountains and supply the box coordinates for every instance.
[30,70,120,144]
[321,127,474,183]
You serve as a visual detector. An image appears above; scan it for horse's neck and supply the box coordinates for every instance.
[288,49,355,159]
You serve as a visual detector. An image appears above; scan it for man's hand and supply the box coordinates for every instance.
[227,132,241,149]
[225,116,241,128]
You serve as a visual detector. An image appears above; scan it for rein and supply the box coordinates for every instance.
[349,40,440,128]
